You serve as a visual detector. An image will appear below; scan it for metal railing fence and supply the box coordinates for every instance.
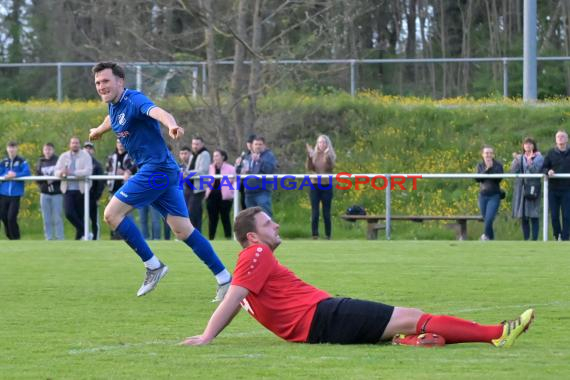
[0,172,562,241]
[2,56,570,101]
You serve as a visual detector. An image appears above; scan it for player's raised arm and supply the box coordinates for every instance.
[181,285,249,346]
[89,115,112,141]
[148,107,185,140]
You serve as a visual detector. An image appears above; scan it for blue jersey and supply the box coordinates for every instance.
[109,89,178,171]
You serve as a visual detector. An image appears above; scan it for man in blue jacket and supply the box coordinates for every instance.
[0,141,31,239]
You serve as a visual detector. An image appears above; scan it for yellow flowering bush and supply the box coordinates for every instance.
[1,93,568,238]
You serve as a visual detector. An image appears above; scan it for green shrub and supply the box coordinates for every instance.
[1,94,567,240]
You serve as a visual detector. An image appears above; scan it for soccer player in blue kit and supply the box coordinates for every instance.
[88,62,232,300]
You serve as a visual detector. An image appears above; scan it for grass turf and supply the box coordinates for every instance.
[1,240,568,379]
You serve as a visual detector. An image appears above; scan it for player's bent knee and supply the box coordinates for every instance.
[172,226,192,240]
[166,215,193,240]
[103,211,114,227]
[103,207,120,228]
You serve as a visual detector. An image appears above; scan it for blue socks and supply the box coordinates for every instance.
[184,229,225,275]
[116,218,227,280]
[116,217,155,262]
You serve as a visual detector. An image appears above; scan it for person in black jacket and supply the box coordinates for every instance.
[106,139,135,239]
[84,142,105,240]
[542,130,570,240]
[475,145,503,240]
[235,134,256,211]
[36,142,64,240]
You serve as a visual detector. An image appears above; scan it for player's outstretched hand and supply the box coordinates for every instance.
[89,128,102,141]
[180,335,211,346]
[169,126,185,140]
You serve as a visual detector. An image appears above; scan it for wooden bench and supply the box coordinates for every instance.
[341,215,484,240]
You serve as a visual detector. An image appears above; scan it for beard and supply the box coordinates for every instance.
[268,238,282,251]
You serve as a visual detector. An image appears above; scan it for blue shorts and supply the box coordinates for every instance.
[114,167,188,218]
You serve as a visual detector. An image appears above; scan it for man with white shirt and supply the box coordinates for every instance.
[55,137,93,240]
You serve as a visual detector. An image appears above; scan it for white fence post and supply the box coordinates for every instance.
[543,177,549,241]
[385,174,391,240]
[83,177,90,240]
[233,181,240,242]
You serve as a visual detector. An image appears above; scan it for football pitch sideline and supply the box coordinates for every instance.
[1,240,569,379]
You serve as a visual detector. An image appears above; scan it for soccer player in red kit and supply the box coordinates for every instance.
[182,207,534,348]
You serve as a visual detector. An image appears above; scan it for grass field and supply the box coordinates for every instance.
[1,240,569,379]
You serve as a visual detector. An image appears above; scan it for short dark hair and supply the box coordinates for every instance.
[7,141,18,147]
[247,134,256,143]
[214,149,228,162]
[44,142,55,149]
[253,136,265,144]
[92,62,125,79]
[192,136,204,142]
[234,207,265,247]
[180,146,191,152]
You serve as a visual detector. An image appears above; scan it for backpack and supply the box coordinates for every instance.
[346,205,366,217]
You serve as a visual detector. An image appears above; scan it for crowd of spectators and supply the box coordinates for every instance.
[3,130,569,241]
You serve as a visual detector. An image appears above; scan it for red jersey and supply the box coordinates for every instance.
[231,244,331,342]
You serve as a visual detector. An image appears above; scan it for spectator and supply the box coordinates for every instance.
[243,136,278,217]
[0,141,31,240]
[543,130,570,240]
[140,143,172,240]
[35,142,64,240]
[106,139,135,239]
[55,137,93,240]
[206,149,235,240]
[160,144,173,240]
[139,204,163,240]
[83,141,105,240]
[235,134,255,210]
[107,139,135,194]
[475,145,503,241]
[163,215,171,240]
[510,137,544,241]
[187,136,211,232]
[306,135,336,240]
[179,146,192,215]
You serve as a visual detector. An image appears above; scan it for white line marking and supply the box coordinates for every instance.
[69,340,178,355]
[68,331,266,355]
[449,301,567,313]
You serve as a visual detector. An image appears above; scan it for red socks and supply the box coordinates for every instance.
[416,314,503,344]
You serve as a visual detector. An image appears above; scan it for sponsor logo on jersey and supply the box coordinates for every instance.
[118,113,126,125]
